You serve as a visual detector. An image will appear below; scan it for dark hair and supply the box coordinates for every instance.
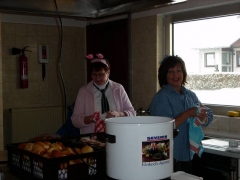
[158,56,187,87]
[90,59,110,72]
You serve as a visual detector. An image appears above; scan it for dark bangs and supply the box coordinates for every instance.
[90,60,110,72]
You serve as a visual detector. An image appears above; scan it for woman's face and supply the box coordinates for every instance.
[91,69,110,85]
[166,65,183,92]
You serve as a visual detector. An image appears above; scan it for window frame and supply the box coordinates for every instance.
[205,52,215,67]
[236,51,240,67]
[163,3,240,116]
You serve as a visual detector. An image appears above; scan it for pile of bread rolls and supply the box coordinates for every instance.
[18,141,94,161]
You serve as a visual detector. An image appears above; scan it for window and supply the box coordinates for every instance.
[237,51,240,67]
[166,4,240,115]
[221,52,232,72]
[205,53,215,67]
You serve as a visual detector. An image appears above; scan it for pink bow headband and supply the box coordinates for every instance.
[85,53,108,67]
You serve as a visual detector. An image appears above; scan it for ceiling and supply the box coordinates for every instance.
[0,0,187,19]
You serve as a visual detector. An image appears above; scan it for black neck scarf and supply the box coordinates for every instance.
[94,82,110,114]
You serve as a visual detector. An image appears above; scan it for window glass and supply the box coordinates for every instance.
[236,51,240,67]
[205,53,215,67]
[173,15,240,106]
[222,53,228,65]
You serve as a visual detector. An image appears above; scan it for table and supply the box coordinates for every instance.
[202,138,240,180]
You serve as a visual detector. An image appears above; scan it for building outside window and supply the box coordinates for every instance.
[172,14,240,113]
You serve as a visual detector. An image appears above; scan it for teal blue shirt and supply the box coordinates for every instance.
[149,84,213,161]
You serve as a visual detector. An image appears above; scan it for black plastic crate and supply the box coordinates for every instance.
[6,133,106,180]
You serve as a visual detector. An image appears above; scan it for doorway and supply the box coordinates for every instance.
[86,19,129,95]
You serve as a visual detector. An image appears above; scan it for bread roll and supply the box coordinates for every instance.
[42,153,52,158]
[51,150,66,158]
[47,147,56,153]
[48,142,65,152]
[74,147,82,154]
[24,143,34,151]
[55,142,65,151]
[62,147,76,156]
[18,143,27,149]
[69,146,94,165]
[34,141,46,149]
[69,159,83,165]
[47,143,61,153]
[32,142,46,155]
[60,162,67,169]
[18,141,94,160]
[42,141,51,149]
[81,145,94,153]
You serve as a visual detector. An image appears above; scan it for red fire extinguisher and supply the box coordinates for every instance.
[12,46,31,89]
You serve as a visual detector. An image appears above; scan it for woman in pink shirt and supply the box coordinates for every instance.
[71,53,136,134]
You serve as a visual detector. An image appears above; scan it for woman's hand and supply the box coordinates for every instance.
[106,111,115,118]
[186,105,208,124]
[84,111,101,124]
[197,106,208,124]
[175,107,197,127]
[186,107,199,117]
[175,105,208,127]
[84,115,96,124]
[106,111,126,118]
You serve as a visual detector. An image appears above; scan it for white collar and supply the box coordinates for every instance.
[93,80,109,89]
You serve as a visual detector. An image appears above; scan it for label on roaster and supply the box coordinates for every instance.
[142,135,170,166]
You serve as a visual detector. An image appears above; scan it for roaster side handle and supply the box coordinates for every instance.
[173,129,179,138]
[105,133,116,143]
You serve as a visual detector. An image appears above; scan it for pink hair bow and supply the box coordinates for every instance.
[85,54,94,59]
[85,53,108,67]
[96,53,104,59]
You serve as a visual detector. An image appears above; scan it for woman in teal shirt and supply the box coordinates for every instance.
[149,55,213,174]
